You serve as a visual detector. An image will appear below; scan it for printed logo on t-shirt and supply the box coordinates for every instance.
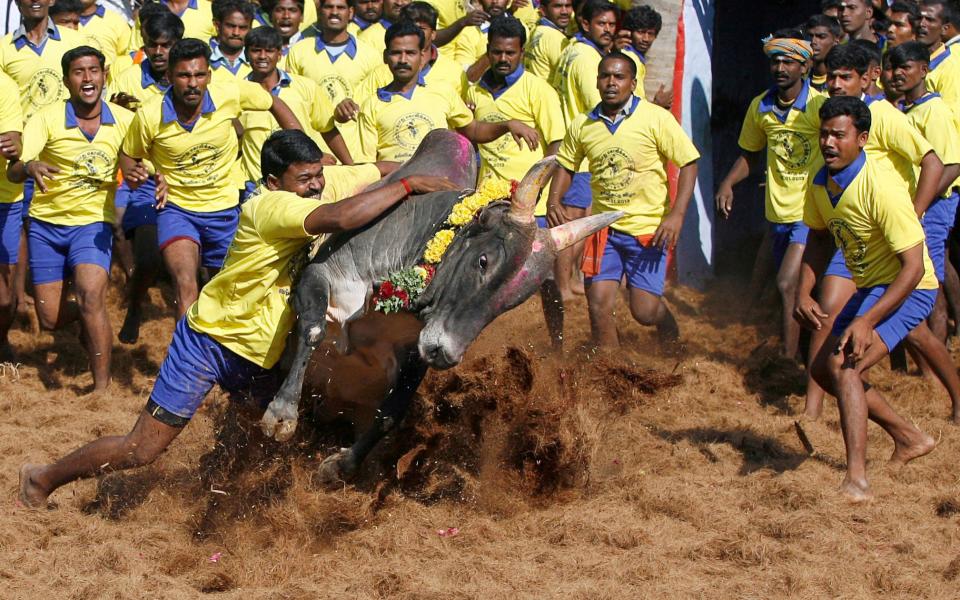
[175,143,221,185]
[393,112,435,152]
[595,147,635,195]
[318,74,350,102]
[73,149,112,189]
[829,218,867,276]
[27,68,64,111]
[770,130,814,171]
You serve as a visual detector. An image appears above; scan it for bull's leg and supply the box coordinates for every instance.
[261,274,331,442]
[317,356,428,485]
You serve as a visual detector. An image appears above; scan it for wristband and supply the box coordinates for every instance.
[400,178,412,195]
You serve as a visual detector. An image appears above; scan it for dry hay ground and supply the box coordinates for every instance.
[2,274,960,599]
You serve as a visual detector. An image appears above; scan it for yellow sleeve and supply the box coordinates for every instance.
[572,54,601,113]
[0,73,22,133]
[453,31,478,67]
[238,80,275,111]
[923,107,960,165]
[869,180,926,253]
[446,91,474,129]
[656,109,700,167]
[356,100,379,162]
[355,66,385,103]
[254,192,323,239]
[802,178,827,230]
[121,109,151,160]
[285,43,305,76]
[321,163,382,202]
[309,83,335,133]
[19,110,49,164]
[878,108,933,165]
[533,81,565,144]
[737,98,767,153]
[556,118,584,172]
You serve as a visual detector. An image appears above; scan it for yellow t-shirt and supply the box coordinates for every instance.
[122,81,274,213]
[357,81,473,162]
[110,58,169,104]
[210,41,254,83]
[554,34,605,125]
[107,49,140,88]
[0,22,84,121]
[453,19,530,68]
[737,81,827,223]
[357,20,388,54]
[286,34,382,151]
[187,164,382,368]
[465,68,565,215]
[621,45,647,103]
[425,0,468,59]
[864,96,933,196]
[78,5,131,61]
[354,47,467,102]
[804,153,938,290]
[240,72,336,187]
[162,0,216,42]
[21,100,133,225]
[0,70,23,204]
[556,96,700,236]
[900,92,960,198]
[925,44,960,117]
[524,18,569,82]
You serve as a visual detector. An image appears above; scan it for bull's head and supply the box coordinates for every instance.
[415,157,623,368]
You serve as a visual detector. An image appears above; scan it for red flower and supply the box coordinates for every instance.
[423,264,436,283]
[379,281,395,297]
[395,289,410,306]
[509,179,519,196]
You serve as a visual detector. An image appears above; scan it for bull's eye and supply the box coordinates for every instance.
[478,254,488,271]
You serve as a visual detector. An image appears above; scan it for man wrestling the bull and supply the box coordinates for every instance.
[17,130,457,508]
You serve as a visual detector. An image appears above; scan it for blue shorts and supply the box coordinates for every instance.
[561,172,592,209]
[922,192,959,282]
[535,215,548,228]
[21,178,33,218]
[150,318,281,421]
[584,228,667,295]
[824,248,852,279]
[28,219,112,284]
[241,181,258,203]
[770,221,809,269]
[0,201,23,265]
[121,177,158,236]
[832,286,938,351]
[157,203,240,269]
[114,181,131,211]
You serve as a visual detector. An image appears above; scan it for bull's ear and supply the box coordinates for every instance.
[549,211,625,251]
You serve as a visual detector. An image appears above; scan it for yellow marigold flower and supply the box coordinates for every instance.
[424,229,455,263]
[413,266,428,280]
[448,203,476,226]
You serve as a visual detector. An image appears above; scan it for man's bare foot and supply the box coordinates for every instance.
[839,476,873,502]
[889,431,936,466]
[118,310,142,345]
[18,464,50,508]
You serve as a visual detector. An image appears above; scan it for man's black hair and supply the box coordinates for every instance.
[143,11,185,42]
[579,0,619,24]
[821,0,841,11]
[599,49,637,78]
[385,19,425,49]
[820,95,872,133]
[920,0,958,24]
[487,14,526,47]
[850,38,882,65]
[888,39,931,68]
[61,45,106,76]
[824,43,872,75]
[167,38,212,70]
[50,0,83,18]
[139,1,173,25]
[622,5,661,34]
[889,1,921,32]
[401,1,438,29]
[805,13,842,38]
[246,25,284,50]
[213,0,255,23]
[772,27,806,39]
[261,130,325,181]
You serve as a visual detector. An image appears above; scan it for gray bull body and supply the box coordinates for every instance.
[260,130,622,482]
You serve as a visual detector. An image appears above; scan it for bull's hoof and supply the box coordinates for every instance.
[315,448,355,488]
[260,398,299,442]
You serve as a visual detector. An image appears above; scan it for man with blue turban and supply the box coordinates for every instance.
[715,29,827,362]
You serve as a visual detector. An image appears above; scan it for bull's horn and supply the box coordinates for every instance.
[508,156,558,223]
[549,211,625,251]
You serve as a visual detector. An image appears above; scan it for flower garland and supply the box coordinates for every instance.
[373,178,516,313]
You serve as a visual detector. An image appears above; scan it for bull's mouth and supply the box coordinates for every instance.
[417,328,463,369]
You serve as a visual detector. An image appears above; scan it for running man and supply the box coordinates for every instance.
[18,129,457,508]
[7,46,135,391]
[118,38,303,319]
[523,0,571,81]
[716,33,826,360]
[0,70,23,362]
[797,96,938,502]
[803,42,960,421]
[548,51,699,346]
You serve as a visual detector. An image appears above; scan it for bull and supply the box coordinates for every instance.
[259,130,621,482]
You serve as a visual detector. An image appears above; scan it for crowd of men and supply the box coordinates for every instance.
[717,0,960,501]
[10,0,703,507]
